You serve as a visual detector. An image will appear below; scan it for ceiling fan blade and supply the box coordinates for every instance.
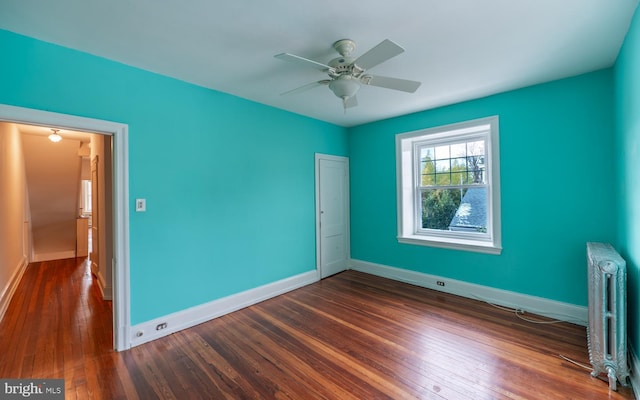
[353,39,405,70]
[275,53,334,72]
[280,80,329,96]
[364,75,421,93]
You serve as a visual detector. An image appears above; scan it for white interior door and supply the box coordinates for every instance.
[316,154,349,279]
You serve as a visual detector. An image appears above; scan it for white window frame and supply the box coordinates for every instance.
[396,116,501,254]
[80,179,92,217]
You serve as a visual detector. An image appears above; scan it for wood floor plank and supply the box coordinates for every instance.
[0,259,635,399]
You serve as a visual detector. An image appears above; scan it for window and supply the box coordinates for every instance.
[396,116,501,254]
[80,180,92,217]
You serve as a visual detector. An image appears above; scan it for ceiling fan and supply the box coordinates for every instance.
[275,39,421,111]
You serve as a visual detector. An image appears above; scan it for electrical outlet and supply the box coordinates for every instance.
[135,198,146,212]
[436,281,445,287]
[156,322,168,331]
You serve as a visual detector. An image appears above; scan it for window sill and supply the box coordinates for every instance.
[397,234,502,255]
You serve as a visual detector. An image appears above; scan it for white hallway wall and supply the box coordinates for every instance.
[21,132,83,261]
[0,122,30,321]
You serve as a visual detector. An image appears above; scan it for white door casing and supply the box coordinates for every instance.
[0,104,131,351]
[90,156,100,276]
[316,154,349,279]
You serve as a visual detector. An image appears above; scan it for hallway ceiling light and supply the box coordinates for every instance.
[48,128,62,143]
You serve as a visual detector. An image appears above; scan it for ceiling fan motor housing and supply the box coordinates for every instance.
[329,56,358,75]
[329,40,367,79]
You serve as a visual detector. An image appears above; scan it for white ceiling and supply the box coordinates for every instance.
[1,0,637,127]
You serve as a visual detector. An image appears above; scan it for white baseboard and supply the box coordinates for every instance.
[349,259,588,326]
[128,258,589,348]
[96,273,112,301]
[130,269,319,347]
[0,257,28,323]
[32,250,76,262]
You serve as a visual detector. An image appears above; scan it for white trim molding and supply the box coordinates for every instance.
[97,273,113,301]
[0,257,28,324]
[130,270,319,347]
[350,259,588,326]
[32,251,77,262]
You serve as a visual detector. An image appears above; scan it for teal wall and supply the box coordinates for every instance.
[615,6,640,355]
[348,70,616,306]
[0,30,348,324]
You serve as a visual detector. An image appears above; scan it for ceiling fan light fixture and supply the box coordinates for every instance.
[48,128,62,143]
[328,75,360,100]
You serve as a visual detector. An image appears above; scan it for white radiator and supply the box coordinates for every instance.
[586,242,629,391]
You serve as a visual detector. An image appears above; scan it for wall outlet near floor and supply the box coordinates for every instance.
[437,281,445,287]
[156,322,168,331]
[135,198,146,212]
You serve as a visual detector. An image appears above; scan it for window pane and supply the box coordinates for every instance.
[420,159,434,174]
[450,171,464,185]
[421,188,463,230]
[451,156,466,169]
[421,173,435,185]
[466,155,485,184]
[421,187,487,232]
[435,172,451,185]
[420,147,434,161]
[450,142,466,158]
[435,145,450,160]
[435,159,449,172]
[467,140,485,156]
[464,171,475,184]
[420,158,435,173]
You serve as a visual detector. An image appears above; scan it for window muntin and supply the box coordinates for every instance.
[396,116,501,254]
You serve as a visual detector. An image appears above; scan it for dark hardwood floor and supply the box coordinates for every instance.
[0,258,635,399]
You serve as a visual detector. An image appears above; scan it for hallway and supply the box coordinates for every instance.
[0,258,116,395]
